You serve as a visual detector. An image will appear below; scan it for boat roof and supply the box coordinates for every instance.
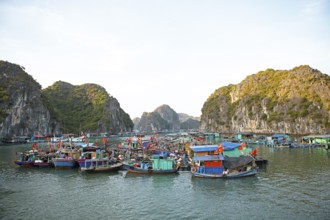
[190,142,241,152]
[193,155,224,161]
[272,134,290,138]
[190,145,218,152]
[302,134,330,138]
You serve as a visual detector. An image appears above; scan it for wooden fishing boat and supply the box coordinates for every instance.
[14,150,38,166]
[32,154,55,167]
[80,158,122,172]
[53,148,80,168]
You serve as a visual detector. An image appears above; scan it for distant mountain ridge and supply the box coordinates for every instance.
[134,104,199,132]
[200,65,330,134]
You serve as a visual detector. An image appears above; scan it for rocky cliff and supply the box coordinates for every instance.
[135,104,199,132]
[200,65,330,134]
[42,81,133,134]
[0,61,60,138]
[136,112,170,132]
[0,60,133,139]
[154,105,180,131]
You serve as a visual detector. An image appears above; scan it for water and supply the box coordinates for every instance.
[0,144,329,220]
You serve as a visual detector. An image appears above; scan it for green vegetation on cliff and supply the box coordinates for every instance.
[42,81,133,134]
[201,65,330,134]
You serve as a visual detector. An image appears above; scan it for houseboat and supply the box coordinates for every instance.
[190,142,258,178]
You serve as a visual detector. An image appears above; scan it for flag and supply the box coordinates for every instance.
[250,149,257,157]
[214,144,223,154]
[238,142,246,150]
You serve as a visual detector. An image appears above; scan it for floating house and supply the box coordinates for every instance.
[190,142,257,178]
[235,132,256,142]
[301,134,330,149]
[190,142,252,157]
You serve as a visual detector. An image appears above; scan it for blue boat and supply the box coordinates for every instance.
[190,144,258,178]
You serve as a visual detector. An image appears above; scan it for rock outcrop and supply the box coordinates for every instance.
[0,61,60,138]
[200,65,330,134]
[135,104,199,132]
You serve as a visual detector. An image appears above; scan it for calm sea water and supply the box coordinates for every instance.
[0,144,329,220]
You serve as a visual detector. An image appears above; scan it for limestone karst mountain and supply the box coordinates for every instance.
[200,65,330,134]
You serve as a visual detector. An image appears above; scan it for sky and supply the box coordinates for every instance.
[0,0,329,119]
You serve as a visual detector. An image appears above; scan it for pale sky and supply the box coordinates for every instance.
[1,0,329,119]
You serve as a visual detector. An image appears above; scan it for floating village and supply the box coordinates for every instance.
[10,131,330,178]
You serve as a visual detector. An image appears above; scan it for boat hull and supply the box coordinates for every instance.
[14,161,33,166]
[127,166,178,175]
[192,169,257,178]
[77,158,107,168]
[81,162,123,172]
[53,158,78,168]
[32,161,54,167]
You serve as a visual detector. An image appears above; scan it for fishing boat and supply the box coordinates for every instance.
[14,150,36,166]
[176,156,192,172]
[80,158,122,172]
[31,153,55,167]
[126,152,178,175]
[190,143,258,178]
[52,148,80,168]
